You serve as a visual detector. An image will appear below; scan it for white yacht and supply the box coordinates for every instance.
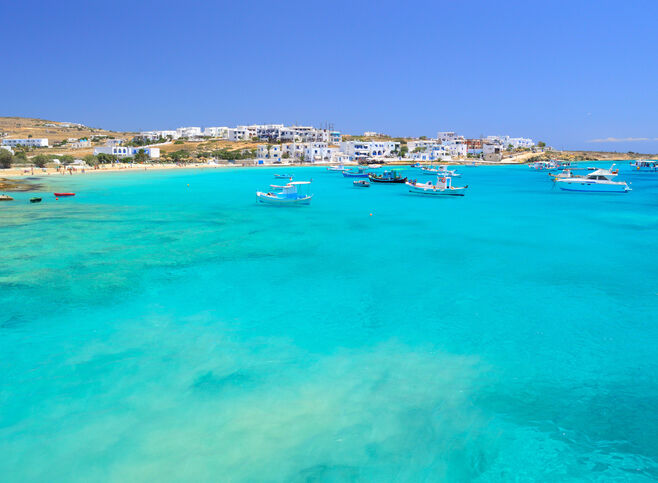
[555,167,630,193]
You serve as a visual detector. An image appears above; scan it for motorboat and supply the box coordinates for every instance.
[555,160,574,169]
[326,165,346,172]
[256,181,313,205]
[30,197,42,203]
[0,194,13,201]
[548,169,583,181]
[274,174,293,179]
[586,165,618,174]
[54,192,75,197]
[555,167,630,193]
[420,165,461,177]
[368,164,382,169]
[368,170,407,183]
[406,176,468,196]
[342,167,370,178]
[631,160,658,171]
[353,180,370,188]
[530,160,558,170]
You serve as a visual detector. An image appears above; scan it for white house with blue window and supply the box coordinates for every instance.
[339,141,400,158]
[94,146,160,159]
[256,144,282,163]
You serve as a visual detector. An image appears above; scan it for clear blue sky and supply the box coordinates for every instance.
[3,0,658,151]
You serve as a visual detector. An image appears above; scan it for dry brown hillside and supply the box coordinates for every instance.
[0,117,136,145]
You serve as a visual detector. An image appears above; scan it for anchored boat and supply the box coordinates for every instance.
[326,165,346,172]
[406,176,468,196]
[0,194,13,201]
[556,166,630,193]
[342,167,370,178]
[368,170,407,183]
[256,181,313,205]
[274,174,293,179]
[631,160,657,171]
[30,197,42,203]
[353,180,370,188]
[420,165,461,177]
[54,192,75,197]
[548,169,583,181]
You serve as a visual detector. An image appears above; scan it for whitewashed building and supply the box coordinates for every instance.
[437,132,463,143]
[70,139,91,149]
[176,127,203,138]
[304,143,338,162]
[228,127,249,141]
[486,135,535,149]
[281,142,307,159]
[139,130,178,141]
[256,144,282,163]
[2,138,49,148]
[339,141,400,158]
[203,126,230,138]
[407,140,441,153]
[94,146,160,159]
[1,145,14,154]
[408,145,451,162]
[442,139,468,158]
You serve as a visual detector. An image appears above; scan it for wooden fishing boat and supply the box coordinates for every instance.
[256,181,313,205]
[368,170,407,183]
[54,192,75,197]
[30,197,42,203]
[406,176,468,196]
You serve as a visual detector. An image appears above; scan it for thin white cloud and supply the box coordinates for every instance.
[588,137,651,143]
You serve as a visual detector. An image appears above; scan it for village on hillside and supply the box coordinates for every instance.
[0,117,648,171]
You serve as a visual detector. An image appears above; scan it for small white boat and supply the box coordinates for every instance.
[353,180,370,188]
[257,181,313,205]
[420,165,461,177]
[531,160,558,170]
[548,169,583,181]
[368,164,382,169]
[406,176,468,196]
[326,165,345,172]
[556,166,630,193]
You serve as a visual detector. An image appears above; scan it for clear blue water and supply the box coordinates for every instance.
[1,163,657,481]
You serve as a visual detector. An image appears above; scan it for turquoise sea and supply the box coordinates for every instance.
[1,163,658,481]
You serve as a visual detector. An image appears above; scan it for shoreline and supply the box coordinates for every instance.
[0,157,636,186]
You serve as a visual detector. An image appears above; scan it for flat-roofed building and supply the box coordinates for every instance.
[2,138,49,148]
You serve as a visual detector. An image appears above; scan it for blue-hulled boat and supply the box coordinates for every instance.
[342,167,369,178]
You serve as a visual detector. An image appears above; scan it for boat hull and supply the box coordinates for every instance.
[256,192,313,205]
[342,171,369,178]
[556,181,629,193]
[407,184,467,196]
[54,193,75,197]
[368,175,407,183]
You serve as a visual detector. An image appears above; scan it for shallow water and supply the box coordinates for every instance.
[1,164,657,481]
